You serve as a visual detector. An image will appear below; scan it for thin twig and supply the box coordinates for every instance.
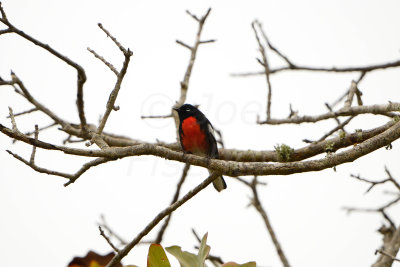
[87,47,119,75]
[8,106,18,131]
[258,27,294,68]
[350,167,400,194]
[98,23,129,55]
[6,148,116,186]
[186,10,200,22]
[325,103,341,125]
[141,114,172,119]
[248,177,291,267]
[288,104,298,119]
[23,122,57,137]
[232,59,400,76]
[344,81,358,109]
[176,40,192,50]
[96,24,133,137]
[317,116,353,142]
[343,196,400,230]
[199,39,216,44]
[375,249,400,263]
[174,8,212,108]
[0,7,88,131]
[385,166,400,192]
[99,215,128,246]
[350,173,391,193]
[0,2,8,21]
[373,226,400,267]
[343,197,400,214]
[0,28,12,35]
[258,102,400,125]
[10,72,68,127]
[252,21,272,121]
[29,125,39,164]
[99,226,120,253]
[6,107,38,118]
[331,72,366,109]
[355,71,366,106]
[63,135,86,145]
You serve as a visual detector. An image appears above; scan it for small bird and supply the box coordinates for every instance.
[174,104,227,192]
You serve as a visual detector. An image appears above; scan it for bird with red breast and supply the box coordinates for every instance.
[174,104,227,192]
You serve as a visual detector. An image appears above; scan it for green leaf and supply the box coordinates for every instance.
[166,232,210,267]
[165,246,201,267]
[147,244,171,267]
[198,233,211,265]
[221,262,257,267]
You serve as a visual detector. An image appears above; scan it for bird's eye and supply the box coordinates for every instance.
[185,108,191,112]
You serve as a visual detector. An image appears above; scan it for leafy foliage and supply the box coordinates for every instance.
[67,251,122,267]
[146,233,256,267]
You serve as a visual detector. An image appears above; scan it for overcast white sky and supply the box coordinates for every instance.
[1,1,400,266]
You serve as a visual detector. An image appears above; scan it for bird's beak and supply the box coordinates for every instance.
[173,107,179,112]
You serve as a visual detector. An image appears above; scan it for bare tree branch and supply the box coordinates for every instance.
[99,226,120,253]
[87,47,119,76]
[0,118,396,181]
[8,107,18,132]
[99,215,128,246]
[258,102,400,125]
[350,167,400,194]
[97,23,130,55]
[0,2,8,21]
[8,72,69,127]
[176,40,192,50]
[2,5,400,266]
[140,114,172,119]
[22,122,57,137]
[256,24,294,68]
[6,107,38,118]
[385,167,400,192]
[232,59,400,76]
[6,149,116,186]
[330,72,366,109]
[248,177,291,267]
[2,119,399,177]
[95,24,133,137]
[344,81,358,109]
[29,125,39,164]
[0,3,88,131]
[375,249,400,264]
[317,116,354,142]
[105,173,220,267]
[343,197,400,218]
[252,20,273,120]
[345,168,400,267]
[174,7,212,109]
[154,163,190,244]
[373,226,400,267]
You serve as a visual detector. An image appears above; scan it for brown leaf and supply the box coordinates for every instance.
[67,250,122,267]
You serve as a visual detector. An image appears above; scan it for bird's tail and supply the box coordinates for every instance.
[209,170,227,192]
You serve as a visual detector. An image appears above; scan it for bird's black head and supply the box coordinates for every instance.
[174,104,200,120]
